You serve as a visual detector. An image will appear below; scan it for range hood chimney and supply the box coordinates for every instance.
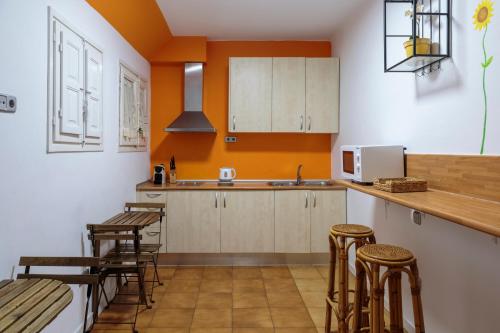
[164,63,216,133]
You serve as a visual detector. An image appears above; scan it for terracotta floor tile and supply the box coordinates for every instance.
[145,328,189,333]
[233,329,274,333]
[190,329,232,333]
[97,304,135,322]
[261,267,292,279]
[233,279,265,293]
[233,308,273,328]
[147,266,176,280]
[135,307,156,328]
[200,279,233,293]
[270,307,315,328]
[275,329,319,333]
[289,266,323,279]
[307,307,326,328]
[300,291,327,308]
[267,291,304,307]
[191,308,232,328]
[314,265,330,280]
[264,279,299,293]
[166,279,201,293]
[172,267,204,280]
[294,279,327,293]
[158,292,198,308]
[149,308,194,328]
[197,292,233,308]
[233,292,268,308]
[203,267,233,280]
[233,267,263,279]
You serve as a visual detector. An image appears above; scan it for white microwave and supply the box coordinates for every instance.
[341,145,405,183]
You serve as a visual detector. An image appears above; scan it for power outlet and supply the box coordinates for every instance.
[0,94,16,112]
[224,136,237,143]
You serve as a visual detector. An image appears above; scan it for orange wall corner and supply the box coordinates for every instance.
[150,36,208,64]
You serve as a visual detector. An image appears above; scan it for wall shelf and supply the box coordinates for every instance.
[384,0,452,73]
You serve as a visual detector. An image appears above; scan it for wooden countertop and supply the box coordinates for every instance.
[137,180,347,192]
[336,179,500,237]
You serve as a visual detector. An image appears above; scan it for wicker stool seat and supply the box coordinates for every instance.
[353,244,425,333]
[325,224,376,333]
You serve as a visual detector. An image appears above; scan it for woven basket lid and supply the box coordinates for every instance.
[331,224,373,235]
[359,244,414,262]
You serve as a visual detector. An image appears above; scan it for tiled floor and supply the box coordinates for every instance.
[91,265,352,333]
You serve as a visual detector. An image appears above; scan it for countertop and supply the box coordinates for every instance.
[336,179,500,237]
[137,180,347,191]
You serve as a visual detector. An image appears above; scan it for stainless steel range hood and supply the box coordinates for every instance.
[164,63,216,133]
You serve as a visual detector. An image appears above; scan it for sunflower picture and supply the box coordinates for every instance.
[473,0,494,154]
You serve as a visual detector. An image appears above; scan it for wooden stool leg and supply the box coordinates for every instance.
[355,239,370,328]
[388,271,404,333]
[352,258,366,333]
[370,264,385,333]
[337,236,349,333]
[325,234,337,333]
[409,261,425,333]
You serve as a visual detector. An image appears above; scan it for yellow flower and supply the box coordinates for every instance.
[473,0,494,30]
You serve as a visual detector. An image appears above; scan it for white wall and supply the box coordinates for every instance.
[0,1,150,332]
[332,1,500,332]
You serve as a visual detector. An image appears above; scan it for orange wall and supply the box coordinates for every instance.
[86,0,172,59]
[150,36,208,64]
[151,41,332,180]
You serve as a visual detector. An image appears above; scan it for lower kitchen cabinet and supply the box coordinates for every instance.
[310,190,346,252]
[166,191,221,253]
[136,191,167,253]
[275,191,311,252]
[220,191,275,253]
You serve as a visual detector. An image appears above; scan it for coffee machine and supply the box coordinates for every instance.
[153,164,166,184]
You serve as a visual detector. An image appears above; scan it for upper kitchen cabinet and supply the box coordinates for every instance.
[272,58,306,132]
[305,58,339,133]
[229,57,273,132]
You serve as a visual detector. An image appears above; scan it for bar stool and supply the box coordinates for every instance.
[352,244,425,333]
[325,224,376,333]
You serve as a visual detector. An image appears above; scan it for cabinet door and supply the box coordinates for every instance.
[305,58,339,133]
[167,191,221,253]
[84,42,103,141]
[221,191,274,252]
[272,58,306,132]
[310,190,346,253]
[229,58,272,132]
[275,191,311,253]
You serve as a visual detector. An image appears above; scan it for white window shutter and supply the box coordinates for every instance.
[60,23,84,136]
[84,42,103,139]
[120,65,140,147]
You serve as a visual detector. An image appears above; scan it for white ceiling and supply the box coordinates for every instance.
[156,0,364,40]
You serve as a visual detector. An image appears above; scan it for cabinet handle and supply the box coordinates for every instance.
[146,231,160,237]
[232,116,236,131]
[215,192,218,208]
[300,115,304,131]
[223,193,227,208]
[308,116,312,131]
[313,192,317,208]
[305,192,309,208]
[146,193,161,198]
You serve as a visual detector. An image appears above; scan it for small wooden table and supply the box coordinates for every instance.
[0,279,72,333]
[102,211,161,228]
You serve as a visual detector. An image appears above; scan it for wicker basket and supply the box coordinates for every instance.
[373,177,427,193]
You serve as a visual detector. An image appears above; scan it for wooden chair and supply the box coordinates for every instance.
[17,256,100,333]
[325,224,376,333]
[352,244,425,333]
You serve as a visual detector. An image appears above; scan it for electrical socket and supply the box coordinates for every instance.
[224,136,237,143]
[0,94,16,112]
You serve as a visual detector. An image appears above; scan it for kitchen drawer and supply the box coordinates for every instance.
[137,191,167,203]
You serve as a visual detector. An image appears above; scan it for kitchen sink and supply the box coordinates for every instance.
[267,181,299,187]
[176,181,205,186]
[302,180,333,186]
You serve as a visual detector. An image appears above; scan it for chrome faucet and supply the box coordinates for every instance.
[296,164,303,185]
